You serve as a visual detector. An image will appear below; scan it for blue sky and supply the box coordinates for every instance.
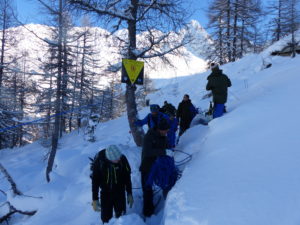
[15,0,272,29]
[16,0,210,27]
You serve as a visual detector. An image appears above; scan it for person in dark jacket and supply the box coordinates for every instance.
[176,94,197,136]
[165,110,178,149]
[91,145,134,223]
[135,104,170,130]
[206,63,232,118]
[140,119,170,217]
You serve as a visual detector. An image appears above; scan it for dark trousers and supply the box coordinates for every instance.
[100,190,126,223]
[179,119,192,136]
[141,172,154,217]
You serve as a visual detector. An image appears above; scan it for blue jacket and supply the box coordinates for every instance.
[135,112,169,129]
[167,118,178,149]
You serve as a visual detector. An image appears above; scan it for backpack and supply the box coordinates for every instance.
[89,150,109,179]
[89,151,103,179]
[163,103,176,117]
[146,155,180,190]
[190,104,198,119]
[89,150,130,182]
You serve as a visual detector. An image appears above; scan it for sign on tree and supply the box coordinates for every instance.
[121,59,144,85]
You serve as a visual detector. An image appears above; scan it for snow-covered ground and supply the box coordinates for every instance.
[1,40,300,225]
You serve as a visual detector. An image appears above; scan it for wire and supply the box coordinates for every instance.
[173,149,193,166]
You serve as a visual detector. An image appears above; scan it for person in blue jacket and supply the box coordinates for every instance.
[135,104,169,130]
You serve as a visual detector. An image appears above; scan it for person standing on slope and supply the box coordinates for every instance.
[91,145,134,223]
[176,94,197,136]
[140,119,170,217]
[206,63,232,118]
[135,104,170,130]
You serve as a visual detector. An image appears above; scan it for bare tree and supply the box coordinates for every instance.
[207,0,263,63]
[286,0,300,57]
[268,0,285,41]
[0,0,17,149]
[68,0,191,146]
[36,0,65,182]
[0,0,15,89]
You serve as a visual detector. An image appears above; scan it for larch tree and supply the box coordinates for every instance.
[68,0,192,146]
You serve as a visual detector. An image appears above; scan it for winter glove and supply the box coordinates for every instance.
[92,200,101,212]
[127,194,134,208]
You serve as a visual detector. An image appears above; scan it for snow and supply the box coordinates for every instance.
[2,29,300,225]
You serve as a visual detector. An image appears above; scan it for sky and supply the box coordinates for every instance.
[15,0,211,28]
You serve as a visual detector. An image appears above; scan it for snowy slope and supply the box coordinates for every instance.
[1,35,300,225]
[164,55,300,225]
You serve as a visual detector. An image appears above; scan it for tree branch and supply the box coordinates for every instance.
[69,0,134,21]
[0,163,22,196]
[136,0,158,22]
[0,202,37,223]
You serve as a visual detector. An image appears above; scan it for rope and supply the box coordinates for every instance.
[173,149,193,166]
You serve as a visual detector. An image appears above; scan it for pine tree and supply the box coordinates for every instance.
[0,0,21,149]
[207,0,263,63]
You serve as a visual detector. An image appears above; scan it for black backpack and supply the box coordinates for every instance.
[89,150,105,179]
[163,103,176,116]
[89,150,129,180]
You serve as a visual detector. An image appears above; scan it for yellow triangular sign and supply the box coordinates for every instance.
[123,59,144,84]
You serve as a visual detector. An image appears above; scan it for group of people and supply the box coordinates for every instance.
[135,94,197,149]
[90,63,232,223]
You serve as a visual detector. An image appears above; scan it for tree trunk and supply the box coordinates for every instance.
[218,16,224,65]
[0,0,8,148]
[291,0,296,58]
[126,84,144,146]
[78,32,87,128]
[60,26,69,137]
[277,0,282,41]
[232,0,238,62]
[69,41,80,132]
[0,0,7,89]
[46,0,63,182]
[240,19,245,58]
[126,0,144,146]
[226,0,232,62]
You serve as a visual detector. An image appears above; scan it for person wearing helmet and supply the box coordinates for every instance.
[91,145,134,223]
[135,104,170,130]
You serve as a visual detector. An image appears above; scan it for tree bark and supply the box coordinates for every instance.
[125,0,144,146]
[232,0,239,61]
[46,0,63,182]
[0,0,7,89]
[226,0,232,62]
